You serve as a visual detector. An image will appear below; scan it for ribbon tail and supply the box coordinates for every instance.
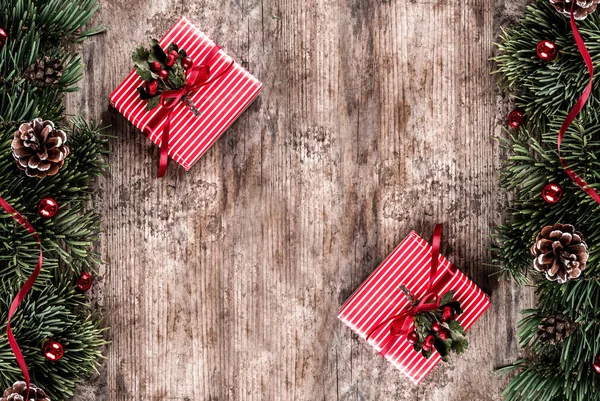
[158,110,173,178]
[558,10,600,204]
[0,197,43,399]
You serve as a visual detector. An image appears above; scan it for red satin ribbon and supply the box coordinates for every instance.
[366,224,448,354]
[558,9,600,204]
[0,196,43,400]
[156,45,234,177]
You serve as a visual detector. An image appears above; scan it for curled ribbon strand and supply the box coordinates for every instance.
[0,197,43,400]
[366,224,447,354]
[558,9,600,204]
[156,45,234,177]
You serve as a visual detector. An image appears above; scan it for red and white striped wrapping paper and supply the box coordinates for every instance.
[338,231,490,384]
[109,17,262,171]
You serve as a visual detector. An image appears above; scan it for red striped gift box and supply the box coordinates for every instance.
[110,17,262,171]
[338,230,490,384]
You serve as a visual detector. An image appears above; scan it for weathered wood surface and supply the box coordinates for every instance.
[66,0,536,400]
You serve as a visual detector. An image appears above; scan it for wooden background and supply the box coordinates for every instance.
[66,0,535,400]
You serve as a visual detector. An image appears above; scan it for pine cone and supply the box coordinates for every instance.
[1,381,50,401]
[537,315,576,344]
[531,224,589,283]
[23,56,62,88]
[11,118,70,178]
[550,0,600,20]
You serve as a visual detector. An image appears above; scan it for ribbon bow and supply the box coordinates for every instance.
[366,224,449,354]
[156,45,233,177]
[0,197,43,400]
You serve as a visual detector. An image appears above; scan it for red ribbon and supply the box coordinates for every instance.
[0,196,43,400]
[558,10,600,204]
[156,45,234,177]
[366,224,451,355]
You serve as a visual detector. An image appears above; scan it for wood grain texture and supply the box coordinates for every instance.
[65,0,535,399]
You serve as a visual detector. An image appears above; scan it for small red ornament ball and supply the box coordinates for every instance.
[542,182,563,204]
[422,334,435,351]
[150,61,161,72]
[38,198,59,219]
[431,321,442,333]
[442,306,454,322]
[507,109,525,129]
[165,54,176,67]
[170,49,178,58]
[76,271,93,292]
[593,355,600,374]
[438,329,450,341]
[43,340,64,362]
[536,39,558,62]
[407,331,419,345]
[182,56,193,70]
[159,69,169,80]
[145,80,158,96]
[0,28,7,48]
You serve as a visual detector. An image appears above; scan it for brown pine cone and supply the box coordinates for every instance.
[1,381,50,401]
[537,315,576,344]
[550,0,600,20]
[531,224,589,283]
[11,118,70,178]
[23,56,62,88]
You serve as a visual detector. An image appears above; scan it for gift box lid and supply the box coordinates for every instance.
[338,231,491,384]
[110,17,262,171]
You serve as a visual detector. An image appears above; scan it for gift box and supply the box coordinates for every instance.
[110,17,262,172]
[338,229,490,384]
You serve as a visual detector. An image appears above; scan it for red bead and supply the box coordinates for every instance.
[170,49,179,58]
[159,69,169,80]
[145,80,158,95]
[407,331,419,345]
[593,356,600,374]
[0,28,7,48]
[165,54,176,67]
[76,271,93,292]
[424,334,435,346]
[536,40,558,62]
[438,330,449,341]
[43,340,64,362]
[38,198,59,219]
[507,110,525,129]
[150,61,161,72]
[182,56,193,70]
[431,321,442,333]
[542,182,563,204]
[442,306,454,322]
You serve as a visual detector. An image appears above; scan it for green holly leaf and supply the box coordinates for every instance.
[440,290,454,306]
[434,338,453,362]
[167,42,179,53]
[145,96,160,111]
[132,46,149,65]
[150,39,167,62]
[169,63,186,88]
[448,319,466,336]
[451,336,468,355]
[421,348,433,359]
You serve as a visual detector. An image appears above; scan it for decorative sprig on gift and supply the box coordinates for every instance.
[407,291,468,362]
[132,40,195,111]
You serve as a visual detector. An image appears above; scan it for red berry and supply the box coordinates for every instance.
[150,61,161,72]
[182,56,193,69]
[431,321,442,333]
[159,69,169,80]
[170,49,179,57]
[424,334,435,347]
[438,330,449,341]
[442,306,454,322]
[165,54,176,67]
[407,331,418,345]
[145,80,158,95]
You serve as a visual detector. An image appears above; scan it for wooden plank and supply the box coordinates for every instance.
[65,0,536,399]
